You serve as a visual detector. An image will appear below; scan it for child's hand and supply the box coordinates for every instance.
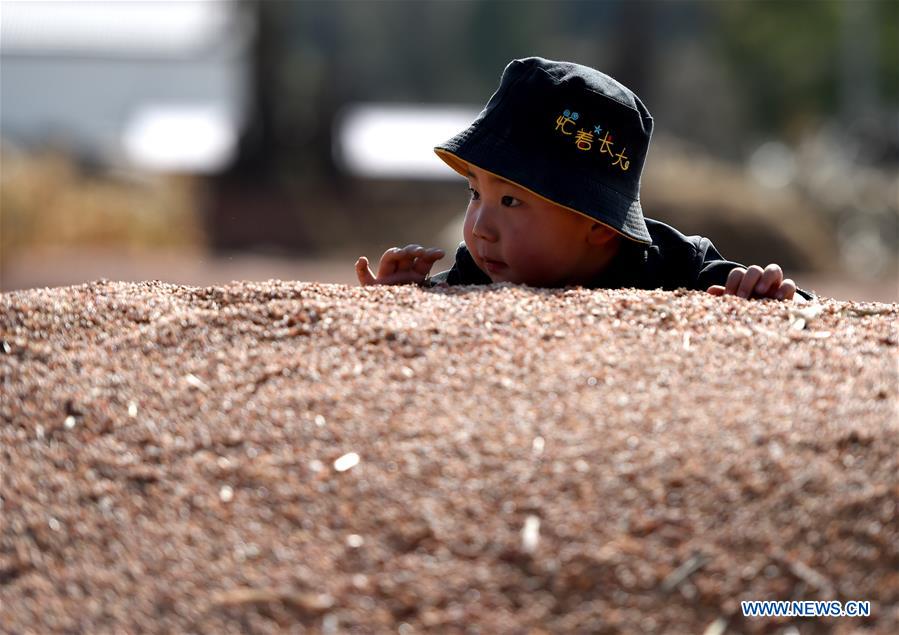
[707,264,797,301]
[356,244,445,286]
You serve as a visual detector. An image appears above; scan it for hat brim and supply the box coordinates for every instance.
[435,127,652,245]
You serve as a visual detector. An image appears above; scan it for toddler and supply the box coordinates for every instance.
[356,57,812,301]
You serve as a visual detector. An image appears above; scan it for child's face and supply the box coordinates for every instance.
[462,165,617,287]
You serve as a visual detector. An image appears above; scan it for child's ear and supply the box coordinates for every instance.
[586,223,620,247]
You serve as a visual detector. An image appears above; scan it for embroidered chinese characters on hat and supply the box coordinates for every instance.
[554,109,631,170]
[435,57,654,244]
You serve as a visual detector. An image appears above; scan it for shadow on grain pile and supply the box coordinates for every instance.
[1,280,897,634]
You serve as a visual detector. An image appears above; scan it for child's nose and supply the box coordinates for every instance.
[472,206,499,243]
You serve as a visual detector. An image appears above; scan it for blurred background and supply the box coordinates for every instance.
[2,0,897,301]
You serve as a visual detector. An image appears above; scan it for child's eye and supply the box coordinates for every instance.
[467,187,480,201]
[501,195,522,207]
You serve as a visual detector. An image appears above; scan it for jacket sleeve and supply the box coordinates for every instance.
[693,237,744,291]
[424,243,492,287]
[425,270,451,286]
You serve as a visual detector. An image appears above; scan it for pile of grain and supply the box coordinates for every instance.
[2,280,897,633]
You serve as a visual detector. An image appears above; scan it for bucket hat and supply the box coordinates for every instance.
[435,57,653,244]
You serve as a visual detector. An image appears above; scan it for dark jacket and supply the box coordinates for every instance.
[427,218,814,300]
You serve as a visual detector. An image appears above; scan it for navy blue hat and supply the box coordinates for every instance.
[435,57,653,244]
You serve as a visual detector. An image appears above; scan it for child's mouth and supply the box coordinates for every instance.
[483,258,507,272]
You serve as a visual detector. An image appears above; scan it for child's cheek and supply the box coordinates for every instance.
[507,242,553,281]
[461,210,478,258]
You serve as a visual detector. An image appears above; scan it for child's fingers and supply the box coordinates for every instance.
[369,245,441,284]
[706,285,725,296]
[753,264,783,297]
[412,248,445,276]
[736,265,764,298]
[379,271,430,285]
[774,279,797,301]
[377,248,404,278]
[724,267,746,296]
[355,256,376,286]
[395,244,426,273]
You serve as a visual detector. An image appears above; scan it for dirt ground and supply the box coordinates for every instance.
[1,280,897,633]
